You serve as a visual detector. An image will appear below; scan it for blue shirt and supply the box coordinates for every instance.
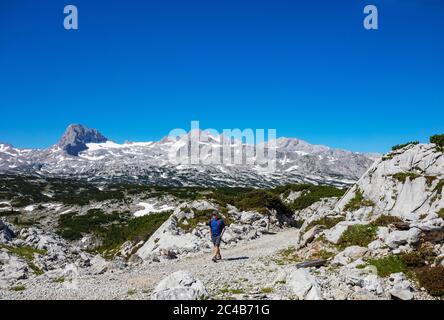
[209,217,225,237]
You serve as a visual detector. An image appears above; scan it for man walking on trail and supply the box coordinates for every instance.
[209,211,226,262]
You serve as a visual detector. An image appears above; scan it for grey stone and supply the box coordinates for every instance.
[151,271,208,300]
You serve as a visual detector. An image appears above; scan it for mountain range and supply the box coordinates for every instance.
[0,124,379,187]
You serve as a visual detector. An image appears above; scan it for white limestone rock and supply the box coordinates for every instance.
[151,270,208,300]
[287,269,323,300]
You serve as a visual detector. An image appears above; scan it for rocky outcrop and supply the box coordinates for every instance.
[57,124,108,156]
[293,143,444,300]
[151,271,208,300]
[136,200,276,261]
[0,225,95,288]
[287,268,323,300]
[336,143,444,221]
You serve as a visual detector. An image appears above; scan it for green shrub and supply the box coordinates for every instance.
[430,134,444,150]
[368,255,407,277]
[306,216,345,230]
[274,246,300,265]
[391,141,419,151]
[235,190,291,215]
[400,247,436,268]
[57,210,125,240]
[98,211,171,253]
[438,208,444,219]
[435,180,444,195]
[10,285,26,292]
[261,287,273,294]
[318,249,336,260]
[273,184,345,211]
[0,244,46,275]
[177,209,213,232]
[344,190,374,212]
[423,176,438,188]
[416,266,444,296]
[392,172,420,183]
[337,224,377,248]
[372,215,403,227]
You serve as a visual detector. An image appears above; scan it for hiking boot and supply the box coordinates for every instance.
[212,256,217,263]
[216,255,222,260]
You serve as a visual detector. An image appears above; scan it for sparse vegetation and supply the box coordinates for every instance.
[261,287,273,294]
[0,244,47,275]
[416,266,444,296]
[318,249,336,260]
[430,134,444,151]
[425,176,437,187]
[234,189,291,215]
[392,172,420,183]
[98,211,171,255]
[367,255,407,277]
[54,277,66,283]
[357,247,441,296]
[437,208,444,219]
[177,209,213,232]
[220,288,245,295]
[337,224,377,248]
[272,184,346,211]
[127,289,137,296]
[343,190,374,212]
[391,141,419,151]
[56,207,171,257]
[400,247,436,268]
[306,216,345,230]
[371,215,403,227]
[10,285,26,292]
[57,209,125,240]
[274,246,300,265]
[435,180,444,195]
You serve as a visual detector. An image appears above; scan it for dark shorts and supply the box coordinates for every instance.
[211,235,222,246]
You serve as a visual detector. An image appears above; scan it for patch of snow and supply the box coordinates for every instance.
[24,205,35,212]
[134,202,174,217]
[60,209,72,215]
[86,141,124,151]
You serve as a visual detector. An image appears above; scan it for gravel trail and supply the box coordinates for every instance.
[2,228,300,300]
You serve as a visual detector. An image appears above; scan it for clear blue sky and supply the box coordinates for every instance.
[0,0,443,152]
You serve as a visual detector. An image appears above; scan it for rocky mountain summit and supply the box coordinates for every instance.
[0,124,377,187]
[57,124,108,156]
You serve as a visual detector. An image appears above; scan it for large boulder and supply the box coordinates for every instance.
[300,225,324,247]
[151,271,208,300]
[287,269,323,300]
[240,212,262,224]
[339,267,383,295]
[136,216,208,260]
[383,228,421,249]
[332,246,368,266]
[89,255,110,275]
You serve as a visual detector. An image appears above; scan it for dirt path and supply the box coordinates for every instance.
[2,229,300,300]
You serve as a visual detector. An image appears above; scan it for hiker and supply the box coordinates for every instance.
[209,211,226,262]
